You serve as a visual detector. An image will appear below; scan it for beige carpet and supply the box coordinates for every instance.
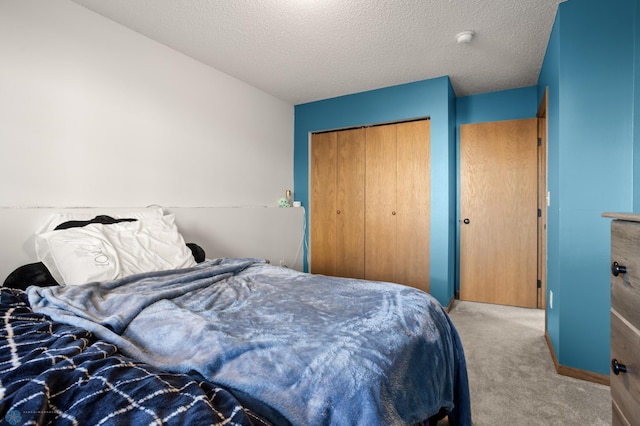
[445,300,611,426]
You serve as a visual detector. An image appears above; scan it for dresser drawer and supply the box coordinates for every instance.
[610,309,640,424]
[611,220,640,330]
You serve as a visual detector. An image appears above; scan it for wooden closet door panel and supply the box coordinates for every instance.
[395,120,430,292]
[310,132,337,275]
[365,124,397,283]
[336,128,365,278]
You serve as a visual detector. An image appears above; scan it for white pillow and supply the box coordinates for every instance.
[35,214,196,285]
[36,207,165,234]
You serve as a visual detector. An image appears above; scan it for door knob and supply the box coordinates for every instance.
[611,359,627,375]
[463,218,470,224]
[611,262,627,276]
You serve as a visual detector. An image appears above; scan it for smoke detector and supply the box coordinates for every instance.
[456,31,475,44]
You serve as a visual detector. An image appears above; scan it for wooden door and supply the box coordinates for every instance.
[365,124,397,283]
[460,118,538,308]
[335,129,365,278]
[310,132,337,276]
[396,120,430,292]
[310,129,365,279]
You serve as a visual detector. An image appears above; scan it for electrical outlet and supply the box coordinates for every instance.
[279,259,288,268]
[549,290,553,309]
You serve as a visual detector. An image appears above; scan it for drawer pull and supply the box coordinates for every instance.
[611,359,627,375]
[611,262,627,276]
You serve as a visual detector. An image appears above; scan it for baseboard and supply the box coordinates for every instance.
[446,296,456,313]
[544,332,610,386]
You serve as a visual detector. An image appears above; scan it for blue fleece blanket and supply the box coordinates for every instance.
[28,258,471,425]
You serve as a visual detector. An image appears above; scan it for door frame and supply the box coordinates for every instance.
[537,88,549,312]
[455,91,549,310]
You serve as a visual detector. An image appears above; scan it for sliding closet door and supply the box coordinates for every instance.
[335,128,365,278]
[365,124,397,283]
[396,120,430,292]
[310,132,337,276]
[312,120,430,292]
[311,129,365,279]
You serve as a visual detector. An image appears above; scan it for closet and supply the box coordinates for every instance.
[310,119,430,292]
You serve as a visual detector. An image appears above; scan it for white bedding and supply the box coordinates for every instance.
[35,214,195,285]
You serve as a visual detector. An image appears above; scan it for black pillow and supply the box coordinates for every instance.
[3,262,59,290]
[54,215,137,230]
[187,243,206,263]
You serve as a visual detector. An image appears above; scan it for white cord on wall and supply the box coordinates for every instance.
[290,207,307,270]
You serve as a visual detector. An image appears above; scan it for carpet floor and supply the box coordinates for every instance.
[444,300,611,425]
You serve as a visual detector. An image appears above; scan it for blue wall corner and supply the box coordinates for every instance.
[538,7,562,365]
[635,0,640,211]
[539,0,636,375]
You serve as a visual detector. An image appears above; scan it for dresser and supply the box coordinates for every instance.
[604,212,640,425]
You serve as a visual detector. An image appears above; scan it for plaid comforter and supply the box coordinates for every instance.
[0,287,270,426]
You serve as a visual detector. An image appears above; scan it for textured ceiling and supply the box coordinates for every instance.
[70,0,564,105]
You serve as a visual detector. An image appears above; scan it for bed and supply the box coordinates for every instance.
[1,209,471,426]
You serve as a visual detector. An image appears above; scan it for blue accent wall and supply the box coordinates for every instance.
[294,77,456,306]
[539,0,636,375]
[635,0,640,211]
[538,12,562,367]
[456,87,538,125]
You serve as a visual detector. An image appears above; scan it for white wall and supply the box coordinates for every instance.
[0,0,300,280]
